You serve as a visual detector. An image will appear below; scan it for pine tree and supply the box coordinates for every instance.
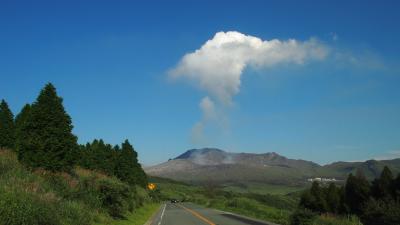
[326,183,341,214]
[114,140,147,187]
[0,99,15,149]
[345,171,370,215]
[82,139,116,175]
[300,181,327,213]
[14,104,31,149]
[395,174,400,201]
[371,166,394,199]
[17,83,78,172]
[310,181,328,213]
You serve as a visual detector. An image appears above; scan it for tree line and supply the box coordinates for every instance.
[0,83,147,187]
[298,166,400,225]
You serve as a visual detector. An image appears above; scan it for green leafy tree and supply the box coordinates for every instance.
[345,171,370,215]
[0,99,15,149]
[17,83,78,172]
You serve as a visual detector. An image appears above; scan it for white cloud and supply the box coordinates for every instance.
[170,31,329,105]
[170,31,330,143]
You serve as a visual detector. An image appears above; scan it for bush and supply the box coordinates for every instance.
[290,208,316,225]
[97,178,134,217]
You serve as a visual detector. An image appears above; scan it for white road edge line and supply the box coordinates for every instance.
[158,203,167,225]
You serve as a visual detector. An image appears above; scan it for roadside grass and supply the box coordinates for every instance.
[314,215,363,225]
[213,197,291,225]
[96,203,160,225]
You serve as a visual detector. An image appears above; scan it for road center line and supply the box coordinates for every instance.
[177,204,216,225]
[158,204,167,225]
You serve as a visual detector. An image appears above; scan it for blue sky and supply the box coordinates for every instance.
[1,0,399,165]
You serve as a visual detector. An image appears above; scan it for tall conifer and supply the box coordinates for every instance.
[0,99,15,149]
[114,140,147,187]
[17,83,78,171]
[14,104,31,149]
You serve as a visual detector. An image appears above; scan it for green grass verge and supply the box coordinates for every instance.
[109,203,161,225]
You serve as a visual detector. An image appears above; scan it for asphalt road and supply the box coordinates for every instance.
[149,202,278,225]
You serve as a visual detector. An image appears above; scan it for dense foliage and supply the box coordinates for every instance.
[77,139,147,187]
[297,166,400,225]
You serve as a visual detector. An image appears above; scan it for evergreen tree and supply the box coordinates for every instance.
[371,166,394,199]
[299,181,327,213]
[345,171,370,215]
[17,83,78,172]
[14,104,31,149]
[326,183,341,214]
[114,140,147,187]
[77,139,117,176]
[0,99,15,149]
[395,174,400,201]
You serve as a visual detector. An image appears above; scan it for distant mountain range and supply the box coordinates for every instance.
[145,148,400,186]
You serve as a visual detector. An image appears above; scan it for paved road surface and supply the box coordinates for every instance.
[150,202,278,225]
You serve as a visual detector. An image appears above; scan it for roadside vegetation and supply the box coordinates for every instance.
[0,83,160,225]
[296,167,400,225]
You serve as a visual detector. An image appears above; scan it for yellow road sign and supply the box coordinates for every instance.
[147,183,156,190]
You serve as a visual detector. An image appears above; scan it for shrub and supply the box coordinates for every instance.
[290,208,316,225]
[97,178,134,217]
[361,198,400,225]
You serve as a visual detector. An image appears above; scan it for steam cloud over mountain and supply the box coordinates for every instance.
[170,31,329,142]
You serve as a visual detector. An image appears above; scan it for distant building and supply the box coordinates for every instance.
[307,177,338,182]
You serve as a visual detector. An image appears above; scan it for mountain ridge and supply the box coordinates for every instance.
[145,148,400,186]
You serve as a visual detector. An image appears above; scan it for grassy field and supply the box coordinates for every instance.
[222,182,307,195]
